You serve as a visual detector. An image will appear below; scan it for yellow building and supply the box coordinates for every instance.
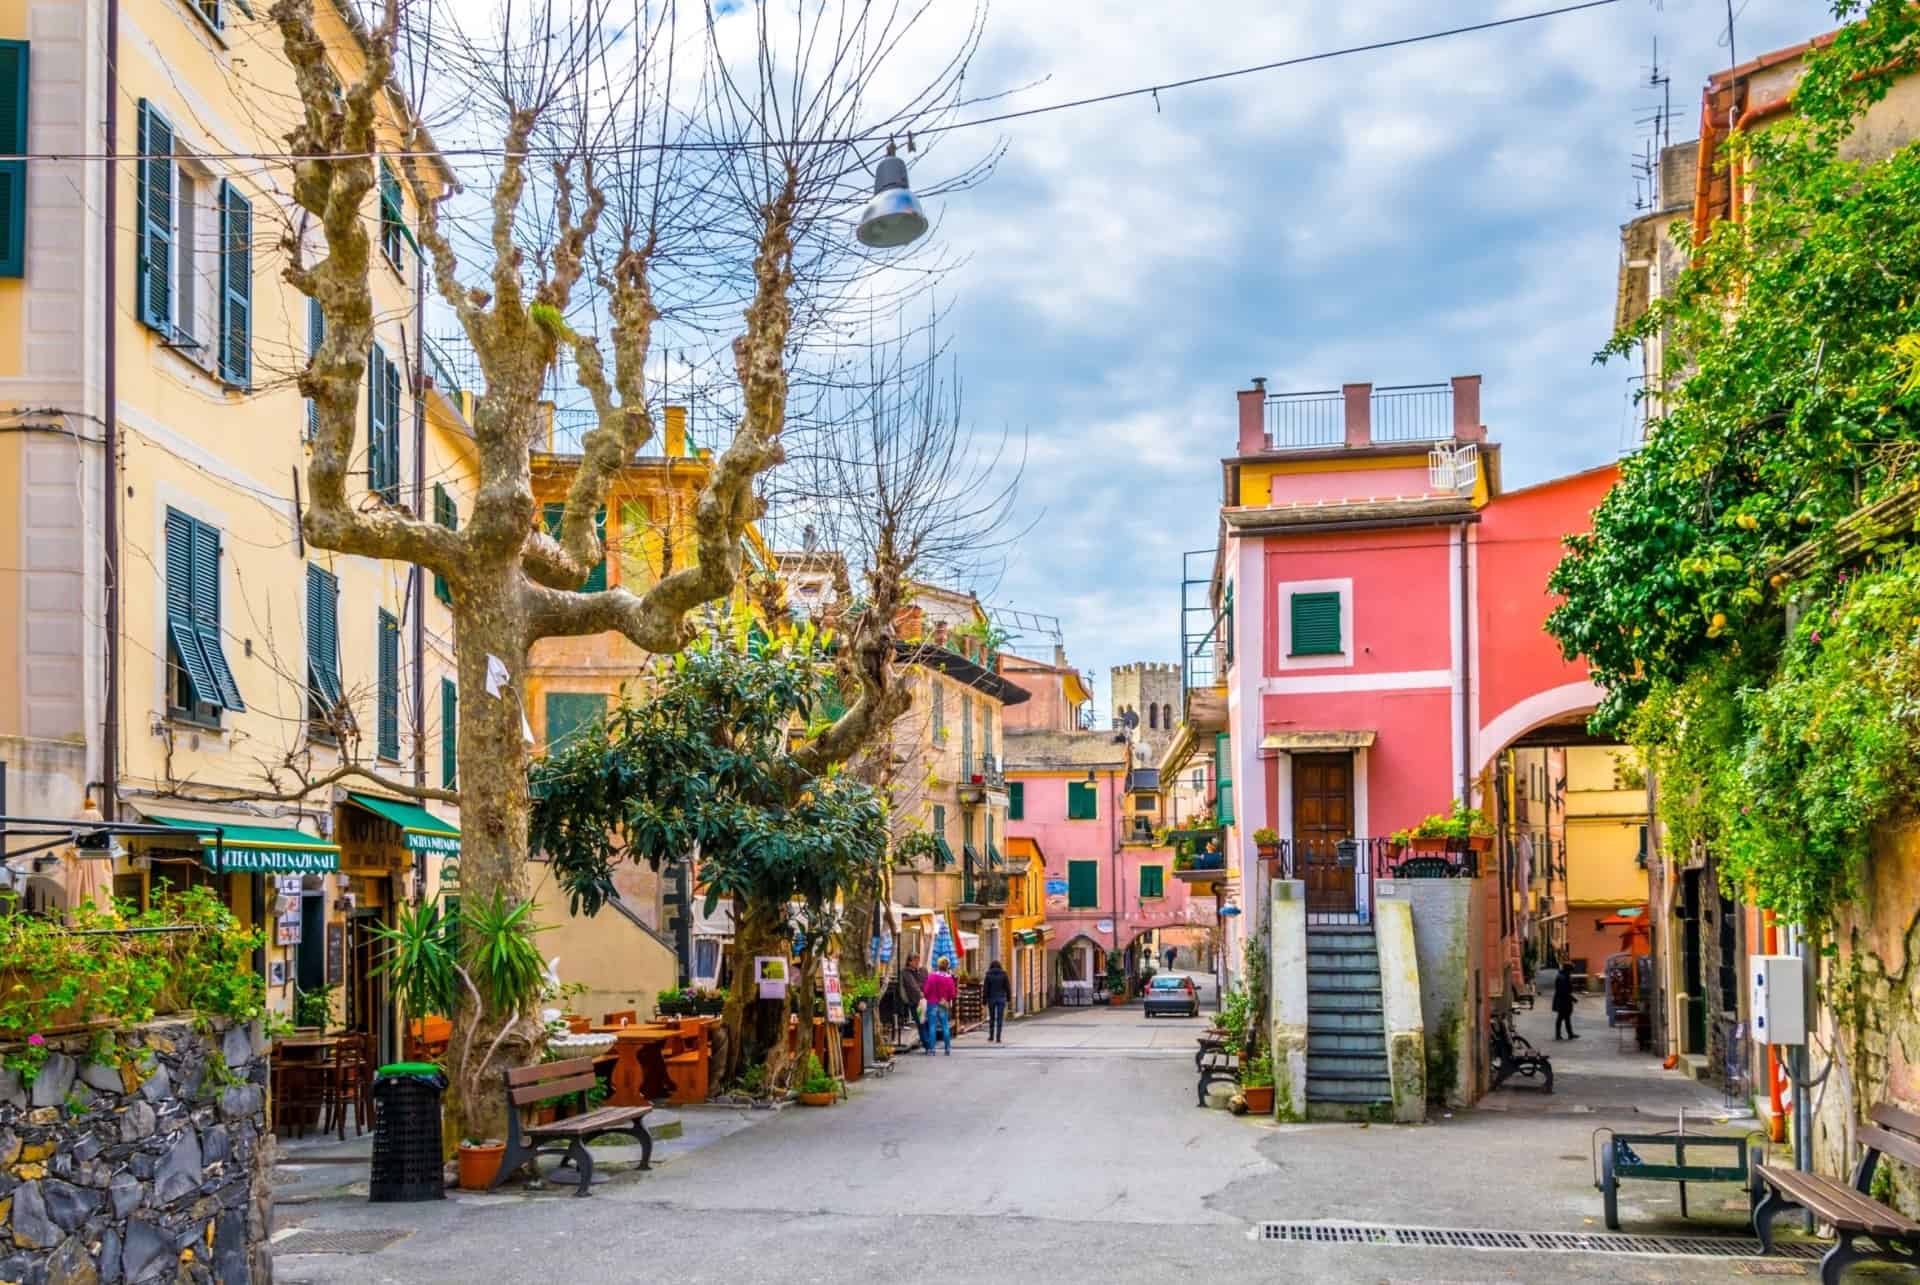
[1560,746,1650,975]
[1003,835,1050,1015]
[0,0,469,1055]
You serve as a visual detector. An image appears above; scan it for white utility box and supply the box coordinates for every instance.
[1750,954,1806,1045]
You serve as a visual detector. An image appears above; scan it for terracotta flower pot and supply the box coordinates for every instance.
[798,1091,834,1107]
[1109,993,1125,1006]
[456,1141,506,1191]
[1242,1085,1275,1114]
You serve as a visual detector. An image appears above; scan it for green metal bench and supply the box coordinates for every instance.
[1593,1127,1755,1230]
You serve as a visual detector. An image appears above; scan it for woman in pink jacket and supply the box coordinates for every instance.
[922,957,957,1055]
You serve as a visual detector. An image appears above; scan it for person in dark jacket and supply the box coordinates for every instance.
[1552,962,1579,1040]
[902,961,929,1051]
[983,961,1012,1043]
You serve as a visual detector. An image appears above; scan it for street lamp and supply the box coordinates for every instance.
[856,146,928,249]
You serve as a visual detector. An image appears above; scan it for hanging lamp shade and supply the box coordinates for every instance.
[856,154,928,249]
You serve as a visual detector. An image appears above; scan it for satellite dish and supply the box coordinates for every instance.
[1120,710,1139,730]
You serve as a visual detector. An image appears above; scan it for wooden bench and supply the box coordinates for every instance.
[1754,1103,1920,1283]
[494,1057,653,1198]
[1195,1032,1238,1107]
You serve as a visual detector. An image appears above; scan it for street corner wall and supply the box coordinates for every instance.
[1268,879,1310,1122]
[0,1017,274,1283]
[542,897,680,1022]
[1810,820,1920,1214]
[1383,876,1479,1108]
[1372,897,1427,1122]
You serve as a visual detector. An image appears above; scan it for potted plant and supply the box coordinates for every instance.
[1251,827,1281,876]
[797,1052,837,1106]
[1390,800,1493,856]
[457,1137,507,1190]
[1240,1052,1276,1115]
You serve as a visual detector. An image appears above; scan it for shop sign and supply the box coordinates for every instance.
[405,831,460,856]
[822,959,844,1023]
[755,956,787,999]
[208,847,338,875]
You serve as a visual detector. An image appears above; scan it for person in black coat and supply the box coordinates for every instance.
[1552,962,1579,1040]
[983,961,1012,1043]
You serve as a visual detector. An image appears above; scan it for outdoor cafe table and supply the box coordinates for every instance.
[592,1024,680,1106]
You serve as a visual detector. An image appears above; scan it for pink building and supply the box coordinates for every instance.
[1004,728,1197,993]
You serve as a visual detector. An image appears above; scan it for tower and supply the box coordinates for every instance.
[1109,661,1184,761]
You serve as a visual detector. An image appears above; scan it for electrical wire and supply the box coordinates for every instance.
[2,0,1624,165]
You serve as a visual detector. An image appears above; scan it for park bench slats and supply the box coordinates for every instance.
[491,1059,653,1198]
[508,1072,598,1106]
[1754,1099,1920,1282]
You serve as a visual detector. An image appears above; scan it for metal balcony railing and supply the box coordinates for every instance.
[1264,389,1344,450]
[1369,383,1453,443]
[960,851,1010,907]
[962,754,1005,789]
[1263,383,1456,450]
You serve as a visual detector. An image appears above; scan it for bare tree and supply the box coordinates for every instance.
[264,0,989,1135]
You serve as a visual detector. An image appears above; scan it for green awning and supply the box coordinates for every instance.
[1015,929,1041,945]
[986,841,1004,870]
[932,834,957,869]
[147,815,340,874]
[347,793,461,856]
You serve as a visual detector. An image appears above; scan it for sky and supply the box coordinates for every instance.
[866,0,1840,719]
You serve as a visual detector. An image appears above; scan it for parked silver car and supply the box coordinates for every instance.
[1142,973,1199,1019]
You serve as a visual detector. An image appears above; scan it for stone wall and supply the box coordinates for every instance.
[0,1017,273,1284]
[1381,876,1484,1106]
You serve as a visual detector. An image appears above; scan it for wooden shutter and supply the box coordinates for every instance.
[1007,780,1023,821]
[380,158,405,269]
[1289,591,1341,656]
[368,345,396,501]
[1139,865,1164,898]
[217,180,251,386]
[187,516,244,710]
[544,692,607,751]
[441,678,458,789]
[433,483,457,603]
[0,42,27,278]
[305,297,324,439]
[1067,860,1098,909]
[305,563,343,710]
[543,502,606,590]
[164,509,217,707]
[1214,733,1234,827]
[383,347,401,496]
[377,609,400,759]
[1067,780,1097,820]
[136,101,173,331]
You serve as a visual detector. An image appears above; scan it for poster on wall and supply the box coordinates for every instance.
[822,959,844,1023]
[755,956,787,999]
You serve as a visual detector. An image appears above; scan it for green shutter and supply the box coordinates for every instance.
[0,42,28,277]
[543,503,606,590]
[377,609,400,759]
[384,345,402,495]
[1007,780,1023,821]
[136,101,173,332]
[305,563,342,710]
[188,516,244,710]
[1067,780,1097,820]
[1215,733,1234,828]
[433,483,457,604]
[440,678,458,789]
[379,158,405,270]
[544,691,607,751]
[217,180,251,386]
[369,345,399,502]
[1139,865,1164,898]
[1289,591,1342,656]
[164,509,218,708]
[1067,860,1098,909]
[305,298,324,439]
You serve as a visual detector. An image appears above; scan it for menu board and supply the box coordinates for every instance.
[325,921,344,985]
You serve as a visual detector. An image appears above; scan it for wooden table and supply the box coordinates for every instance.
[271,1035,343,1137]
[594,1025,678,1106]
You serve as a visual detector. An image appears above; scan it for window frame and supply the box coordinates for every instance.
[1067,860,1099,909]
[305,562,344,742]
[1288,590,1343,658]
[1066,779,1099,821]
[163,507,244,726]
[1007,780,1024,821]
[1139,864,1165,899]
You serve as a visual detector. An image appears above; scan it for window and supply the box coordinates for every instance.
[191,0,254,31]
[379,158,407,271]
[545,691,607,751]
[305,297,324,439]
[1191,768,1204,791]
[1289,590,1342,657]
[1139,865,1165,898]
[1148,704,1158,730]
[0,41,27,277]
[1067,780,1098,821]
[982,702,994,764]
[432,483,458,603]
[931,681,945,741]
[163,508,244,723]
[1214,733,1234,827]
[1067,860,1098,909]
[543,503,606,592]
[930,803,952,869]
[137,101,176,335]
[1134,793,1156,812]
[618,500,654,592]
[1008,780,1024,821]
[960,691,973,768]
[961,809,975,859]
[305,563,342,736]
[376,609,400,760]
[1163,703,1174,730]
[367,344,401,503]
[440,678,457,789]
[217,179,251,386]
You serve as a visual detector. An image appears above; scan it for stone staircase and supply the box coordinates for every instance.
[1305,925,1393,1119]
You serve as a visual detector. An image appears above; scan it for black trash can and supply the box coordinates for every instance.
[369,1062,447,1203]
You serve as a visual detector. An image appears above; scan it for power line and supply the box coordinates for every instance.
[3,0,1624,166]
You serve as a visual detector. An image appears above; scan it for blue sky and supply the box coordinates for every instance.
[894,0,1837,717]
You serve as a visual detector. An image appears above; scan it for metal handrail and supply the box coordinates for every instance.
[1264,390,1344,450]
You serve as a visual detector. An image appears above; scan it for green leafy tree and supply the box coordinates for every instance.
[530,620,889,1084]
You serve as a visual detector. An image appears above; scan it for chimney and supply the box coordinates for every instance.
[1237,378,1267,455]
[1451,375,1484,443]
[664,405,689,457]
[1342,383,1372,448]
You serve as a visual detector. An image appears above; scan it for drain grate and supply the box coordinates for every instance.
[1256,1222,1827,1261]
[274,1228,411,1255]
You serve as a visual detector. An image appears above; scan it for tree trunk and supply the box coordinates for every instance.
[718,902,788,1088]
[443,596,536,1142]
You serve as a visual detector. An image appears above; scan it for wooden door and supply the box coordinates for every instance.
[1293,754,1354,913]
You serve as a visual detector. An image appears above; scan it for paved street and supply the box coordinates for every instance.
[273,979,1815,1284]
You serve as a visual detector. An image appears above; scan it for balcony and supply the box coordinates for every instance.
[1244,376,1483,455]
[957,846,1011,914]
[956,753,1008,806]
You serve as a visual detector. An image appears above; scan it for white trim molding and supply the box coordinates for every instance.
[1474,680,1607,774]
[1261,669,1450,696]
[1273,576,1355,671]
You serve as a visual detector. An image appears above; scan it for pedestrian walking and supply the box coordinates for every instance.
[1552,961,1579,1041]
[983,960,1011,1043]
[1164,945,1177,972]
[923,957,957,1055]
[903,960,929,1052]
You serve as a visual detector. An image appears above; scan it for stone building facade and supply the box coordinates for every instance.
[1110,662,1182,763]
